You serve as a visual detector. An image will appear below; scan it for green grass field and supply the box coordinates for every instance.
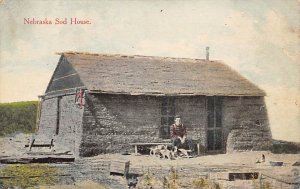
[0,101,38,136]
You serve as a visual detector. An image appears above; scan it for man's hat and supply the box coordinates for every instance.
[175,115,181,119]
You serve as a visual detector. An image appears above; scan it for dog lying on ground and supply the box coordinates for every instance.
[169,146,193,158]
[150,145,192,159]
[160,145,179,160]
[149,145,166,156]
[149,145,177,160]
[177,148,192,158]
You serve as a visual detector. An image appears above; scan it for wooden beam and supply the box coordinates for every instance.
[52,73,78,81]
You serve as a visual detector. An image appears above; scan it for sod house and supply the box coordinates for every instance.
[36,52,272,157]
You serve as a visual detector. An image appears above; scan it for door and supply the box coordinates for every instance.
[207,96,223,151]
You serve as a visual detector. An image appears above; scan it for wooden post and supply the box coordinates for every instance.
[29,139,35,151]
[197,143,200,155]
[259,173,262,189]
[134,145,138,155]
[50,139,54,149]
[35,99,42,132]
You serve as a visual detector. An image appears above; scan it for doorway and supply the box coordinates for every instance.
[207,96,223,151]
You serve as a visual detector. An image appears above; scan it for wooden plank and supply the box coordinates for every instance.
[52,73,78,81]
[129,142,171,145]
[46,86,85,95]
[25,139,54,149]
[29,139,35,151]
[26,144,52,148]
[0,157,75,164]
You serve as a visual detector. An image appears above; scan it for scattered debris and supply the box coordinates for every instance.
[269,161,283,166]
[121,151,131,155]
[126,175,138,188]
[228,172,259,181]
[262,154,265,162]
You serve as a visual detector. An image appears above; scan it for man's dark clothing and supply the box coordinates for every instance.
[170,123,194,152]
[170,124,186,139]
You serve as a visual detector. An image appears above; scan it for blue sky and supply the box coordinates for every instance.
[0,0,299,141]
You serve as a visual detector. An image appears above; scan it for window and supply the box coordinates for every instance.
[160,97,175,139]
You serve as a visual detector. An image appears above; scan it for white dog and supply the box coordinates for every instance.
[160,148,172,159]
[177,148,192,158]
[149,145,166,156]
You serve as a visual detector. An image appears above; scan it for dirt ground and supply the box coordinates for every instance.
[1,135,299,188]
[102,152,300,188]
[29,152,300,189]
[0,134,31,157]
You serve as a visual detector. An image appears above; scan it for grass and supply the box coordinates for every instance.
[192,177,222,189]
[163,166,179,189]
[136,167,222,189]
[137,168,158,188]
[192,177,211,189]
[252,178,274,189]
[0,101,38,136]
[0,164,60,188]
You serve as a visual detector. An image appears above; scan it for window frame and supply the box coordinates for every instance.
[160,96,176,139]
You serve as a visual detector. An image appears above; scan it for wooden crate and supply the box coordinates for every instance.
[110,160,130,176]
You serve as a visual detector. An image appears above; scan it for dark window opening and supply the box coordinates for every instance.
[56,97,62,135]
[160,97,175,139]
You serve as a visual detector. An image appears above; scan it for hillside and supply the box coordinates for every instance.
[0,101,38,136]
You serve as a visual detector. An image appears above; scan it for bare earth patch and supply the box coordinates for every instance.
[1,140,299,189]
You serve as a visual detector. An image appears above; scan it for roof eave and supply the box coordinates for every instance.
[88,90,266,97]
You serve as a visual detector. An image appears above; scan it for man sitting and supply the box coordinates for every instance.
[170,115,194,153]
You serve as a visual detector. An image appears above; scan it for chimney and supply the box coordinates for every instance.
[206,46,210,61]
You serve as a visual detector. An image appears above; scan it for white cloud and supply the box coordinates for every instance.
[263,85,300,142]
[136,39,199,58]
[0,0,299,142]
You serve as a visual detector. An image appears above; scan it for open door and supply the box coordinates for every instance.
[207,96,223,152]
